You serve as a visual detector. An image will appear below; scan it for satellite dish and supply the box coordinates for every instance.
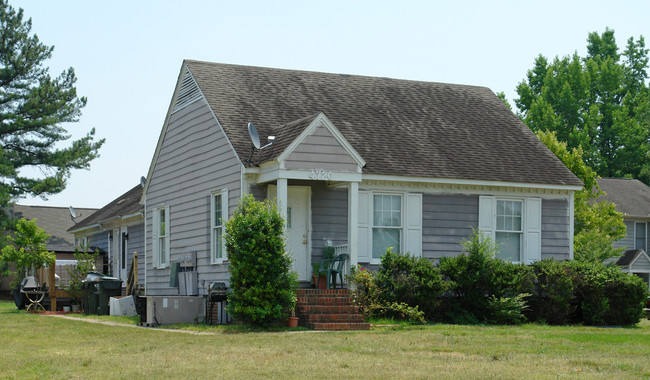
[69,206,77,219]
[248,122,261,149]
[140,176,146,188]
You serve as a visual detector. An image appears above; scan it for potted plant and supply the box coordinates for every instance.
[287,293,298,328]
[0,219,55,309]
[66,247,99,312]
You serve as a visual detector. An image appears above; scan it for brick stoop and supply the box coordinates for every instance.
[295,289,370,331]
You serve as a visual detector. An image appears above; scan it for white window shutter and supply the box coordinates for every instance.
[152,209,159,268]
[525,198,542,264]
[405,193,422,257]
[478,196,496,241]
[221,188,229,259]
[357,191,370,262]
[163,206,170,267]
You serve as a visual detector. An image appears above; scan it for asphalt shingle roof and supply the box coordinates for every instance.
[597,178,650,217]
[185,61,582,187]
[12,205,98,252]
[68,185,143,231]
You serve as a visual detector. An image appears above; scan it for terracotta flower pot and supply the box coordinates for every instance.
[287,316,299,328]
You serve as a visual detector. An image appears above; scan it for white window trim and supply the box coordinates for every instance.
[152,205,170,269]
[211,188,229,264]
[371,192,404,264]
[479,196,542,264]
[495,199,524,263]
[634,221,647,251]
[359,191,421,265]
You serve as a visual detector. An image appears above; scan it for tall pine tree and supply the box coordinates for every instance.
[0,1,104,223]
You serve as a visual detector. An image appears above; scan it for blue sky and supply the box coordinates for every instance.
[11,0,650,208]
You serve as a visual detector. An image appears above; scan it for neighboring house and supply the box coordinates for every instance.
[1,205,98,291]
[68,185,145,288]
[597,178,650,253]
[140,60,583,297]
[597,178,650,289]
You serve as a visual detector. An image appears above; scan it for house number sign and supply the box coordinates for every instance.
[309,169,334,180]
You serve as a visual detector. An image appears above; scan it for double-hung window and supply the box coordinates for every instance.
[479,196,541,264]
[211,188,229,264]
[372,194,402,259]
[153,206,170,268]
[357,191,422,264]
[635,222,647,251]
[495,200,523,262]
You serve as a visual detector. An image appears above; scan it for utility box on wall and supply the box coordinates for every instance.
[169,251,198,296]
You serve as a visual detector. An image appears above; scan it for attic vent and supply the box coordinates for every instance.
[172,69,202,113]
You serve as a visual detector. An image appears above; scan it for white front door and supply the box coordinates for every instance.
[287,187,310,281]
[268,185,311,281]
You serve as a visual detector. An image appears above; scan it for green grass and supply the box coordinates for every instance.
[1,300,649,379]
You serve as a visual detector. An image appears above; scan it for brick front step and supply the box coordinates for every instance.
[295,289,369,331]
[305,313,365,323]
[308,322,371,331]
[297,304,360,314]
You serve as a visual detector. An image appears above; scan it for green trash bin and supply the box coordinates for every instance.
[82,272,122,315]
[97,276,122,315]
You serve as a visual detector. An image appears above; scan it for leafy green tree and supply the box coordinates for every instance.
[536,131,626,262]
[224,194,297,326]
[0,217,54,288]
[515,29,650,183]
[0,1,105,221]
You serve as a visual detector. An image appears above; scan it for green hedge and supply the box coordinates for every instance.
[349,231,649,326]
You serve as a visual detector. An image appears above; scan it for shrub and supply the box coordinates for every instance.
[488,293,530,325]
[224,194,298,326]
[570,261,648,325]
[438,230,533,324]
[374,249,445,318]
[348,265,426,323]
[529,259,575,325]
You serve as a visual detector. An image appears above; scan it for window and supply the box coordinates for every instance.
[372,194,402,258]
[635,222,647,251]
[211,189,229,264]
[479,196,541,264]
[153,206,170,268]
[357,191,422,264]
[495,200,523,262]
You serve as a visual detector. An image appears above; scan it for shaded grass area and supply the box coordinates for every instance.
[1,300,648,379]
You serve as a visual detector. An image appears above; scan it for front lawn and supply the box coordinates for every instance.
[0,300,648,379]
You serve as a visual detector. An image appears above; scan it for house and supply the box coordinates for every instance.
[0,205,99,291]
[139,60,583,299]
[67,185,145,290]
[597,178,650,289]
[597,178,650,253]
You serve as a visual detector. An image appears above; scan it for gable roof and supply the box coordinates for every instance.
[184,60,582,187]
[597,178,650,218]
[68,185,143,232]
[11,205,98,253]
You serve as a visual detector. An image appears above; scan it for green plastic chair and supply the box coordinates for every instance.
[317,253,349,289]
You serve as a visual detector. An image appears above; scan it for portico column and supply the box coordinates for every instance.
[348,181,359,268]
[276,178,288,226]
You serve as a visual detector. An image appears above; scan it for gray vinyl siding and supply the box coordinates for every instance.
[249,183,267,202]
[126,223,145,284]
[541,199,571,260]
[87,231,108,253]
[284,126,358,172]
[310,184,348,264]
[422,194,478,260]
[145,99,241,296]
[632,253,650,271]
[614,221,635,251]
